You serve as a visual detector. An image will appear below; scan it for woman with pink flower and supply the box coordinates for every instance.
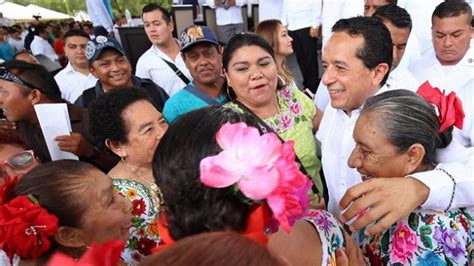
[222,33,324,199]
[348,89,472,265]
[152,106,366,265]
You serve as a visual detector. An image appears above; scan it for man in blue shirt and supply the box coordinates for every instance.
[163,25,227,123]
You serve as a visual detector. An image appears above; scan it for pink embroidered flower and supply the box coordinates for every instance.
[290,102,301,115]
[280,88,292,100]
[280,115,293,129]
[200,122,310,232]
[390,222,417,264]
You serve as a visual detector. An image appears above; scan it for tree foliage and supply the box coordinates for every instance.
[8,0,172,17]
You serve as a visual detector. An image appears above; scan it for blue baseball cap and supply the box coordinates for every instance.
[85,35,126,63]
[179,25,219,52]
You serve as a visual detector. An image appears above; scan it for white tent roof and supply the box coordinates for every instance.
[25,4,71,20]
[73,10,91,22]
[0,2,34,21]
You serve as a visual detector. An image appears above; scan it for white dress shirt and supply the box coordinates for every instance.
[321,0,364,48]
[136,44,192,96]
[54,63,98,103]
[409,41,474,94]
[317,85,474,216]
[453,79,474,147]
[281,0,322,31]
[86,0,114,32]
[206,0,247,25]
[30,35,58,61]
[258,0,283,22]
[8,37,24,52]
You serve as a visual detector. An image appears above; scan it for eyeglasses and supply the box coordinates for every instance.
[0,150,36,178]
[0,67,42,92]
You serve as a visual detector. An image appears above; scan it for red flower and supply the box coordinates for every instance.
[131,199,146,216]
[47,240,125,266]
[0,195,58,262]
[417,81,465,132]
[0,175,18,205]
[137,237,156,256]
[459,215,469,231]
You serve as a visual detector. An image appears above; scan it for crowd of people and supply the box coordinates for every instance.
[0,0,473,265]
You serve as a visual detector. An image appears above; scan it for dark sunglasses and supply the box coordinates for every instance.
[0,150,36,178]
[0,67,43,92]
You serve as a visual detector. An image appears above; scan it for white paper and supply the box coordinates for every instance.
[34,103,79,161]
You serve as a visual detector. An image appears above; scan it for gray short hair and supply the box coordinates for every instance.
[361,90,452,165]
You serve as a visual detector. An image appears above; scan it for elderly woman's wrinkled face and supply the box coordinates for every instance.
[225,45,278,108]
[0,144,39,184]
[119,100,168,166]
[348,113,408,180]
[79,168,132,244]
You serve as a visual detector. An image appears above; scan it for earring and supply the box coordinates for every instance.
[226,84,235,101]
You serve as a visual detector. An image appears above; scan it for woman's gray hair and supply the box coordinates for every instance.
[361,89,452,165]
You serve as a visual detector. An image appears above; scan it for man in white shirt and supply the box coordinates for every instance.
[317,16,473,235]
[136,4,192,96]
[409,1,473,94]
[85,0,114,34]
[281,0,321,93]
[54,30,97,103]
[258,0,283,22]
[30,24,58,62]
[206,0,247,44]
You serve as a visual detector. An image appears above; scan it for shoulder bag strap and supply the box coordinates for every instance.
[160,57,191,85]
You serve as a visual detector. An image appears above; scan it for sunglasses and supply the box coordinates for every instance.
[0,67,43,92]
[0,150,36,178]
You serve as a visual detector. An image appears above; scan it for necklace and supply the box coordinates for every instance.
[120,159,164,213]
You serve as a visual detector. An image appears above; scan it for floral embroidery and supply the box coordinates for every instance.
[390,222,417,264]
[113,178,161,265]
[290,102,301,116]
[264,87,309,133]
[360,209,473,265]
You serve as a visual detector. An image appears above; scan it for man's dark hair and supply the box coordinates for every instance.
[142,3,172,24]
[432,0,472,23]
[0,60,62,102]
[33,24,47,35]
[64,29,90,43]
[332,16,392,85]
[373,4,412,30]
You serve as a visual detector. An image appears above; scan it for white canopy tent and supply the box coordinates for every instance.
[0,2,34,21]
[0,2,71,22]
[25,4,71,20]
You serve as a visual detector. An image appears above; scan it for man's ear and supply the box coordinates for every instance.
[404,143,426,175]
[29,89,43,105]
[105,138,126,158]
[371,63,390,86]
[53,226,87,248]
[89,65,97,78]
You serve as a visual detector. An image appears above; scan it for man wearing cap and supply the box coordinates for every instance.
[74,35,169,110]
[162,25,226,123]
[0,60,117,172]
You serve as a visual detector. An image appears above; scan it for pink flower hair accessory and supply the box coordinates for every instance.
[199,122,310,232]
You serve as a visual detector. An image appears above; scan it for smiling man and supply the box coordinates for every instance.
[136,4,192,97]
[317,16,473,238]
[74,36,168,110]
[162,25,226,123]
[409,0,473,93]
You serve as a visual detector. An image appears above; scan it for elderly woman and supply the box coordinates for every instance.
[89,88,168,264]
[349,89,472,265]
[152,106,367,265]
[0,129,39,183]
[0,160,132,266]
[222,33,323,198]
